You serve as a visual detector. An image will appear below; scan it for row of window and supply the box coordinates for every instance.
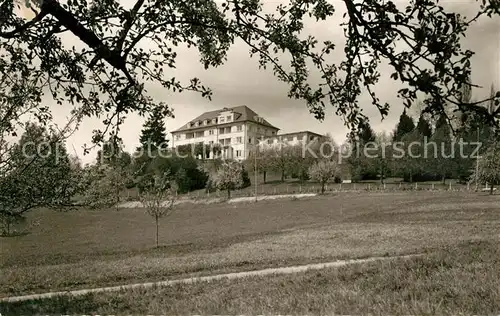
[216,136,243,145]
[198,149,244,159]
[180,125,244,140]
[180,124,277,140]
[188,115,234,128]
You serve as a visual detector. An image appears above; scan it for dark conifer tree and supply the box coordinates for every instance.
[392,108,415,141]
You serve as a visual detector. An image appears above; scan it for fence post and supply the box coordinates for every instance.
[299,185,302,193]
[383,183,386,190]
[274,188,277,195]
[368,184,371,191]
[353,183,356,191]
[339,183,342,191]
[431,183,435,190]
[467,182,470,191]
[312,185,315,193]
[325,184,328,191]
[415,182,418,190]
[449,182,452,191]
[287,185,289,194]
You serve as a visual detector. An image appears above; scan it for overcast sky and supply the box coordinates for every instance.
[46,0,500,163]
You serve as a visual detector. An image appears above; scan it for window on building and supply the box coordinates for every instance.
[227,115,232,121]
[175,134,181,140]
[224,138,231,145]
[287,136,293,141]
[236,137,242,143]
[236,150,242,157]
[209,129,214,135]
[272,131,276,135]
[248,126,252,132]
[219,128,225,134]
[220,117,225,123]
[219,139,224,145]
[237,125,243,132]
[310,136,314,140]
[225,127,231,133]
[209,140,214,145]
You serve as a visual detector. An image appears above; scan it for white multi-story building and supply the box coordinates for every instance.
[258,131,325,148]
[171,106,280,160]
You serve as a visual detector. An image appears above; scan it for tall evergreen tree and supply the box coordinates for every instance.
[347,121,378,181]
[416,114,432,139]
[430,117,455,184]
[358,121,376,143]
[455,97,496,183]
[139,107,168,151]
[435,113,448,131]
[393,109,415,142]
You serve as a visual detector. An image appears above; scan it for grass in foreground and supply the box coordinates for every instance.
[2,240,499,315]
[2,191,500,297]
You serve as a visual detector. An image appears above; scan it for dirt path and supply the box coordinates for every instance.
[1,253,421,303]
[118,193,317,208]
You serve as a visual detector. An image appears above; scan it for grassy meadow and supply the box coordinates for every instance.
[3,240,499,315]
[1,190,500,314]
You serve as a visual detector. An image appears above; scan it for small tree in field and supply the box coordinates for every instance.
[472,143,500,195]
[308,160,339,194]
[212,161,249,199]
[139,172,177,248]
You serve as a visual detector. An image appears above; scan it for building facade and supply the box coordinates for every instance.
[259,131,325,147]
[171,106,280,160]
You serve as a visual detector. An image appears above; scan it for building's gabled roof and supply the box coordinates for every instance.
[171,105,280,133]
[276,130,326,138]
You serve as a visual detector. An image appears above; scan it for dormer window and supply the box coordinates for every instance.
[227,115,232,121]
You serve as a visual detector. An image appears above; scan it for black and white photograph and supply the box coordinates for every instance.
[0,0,500,314]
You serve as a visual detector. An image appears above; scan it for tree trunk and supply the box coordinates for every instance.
[409,173,413,183]
[321,182,325,194]
[155,216,159,248]
[281,169,285,182]
[380,167,384,184]
[490,184,494,195]
[227,188,231,199]
[263,171,267,184]
[441,174,446,184]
